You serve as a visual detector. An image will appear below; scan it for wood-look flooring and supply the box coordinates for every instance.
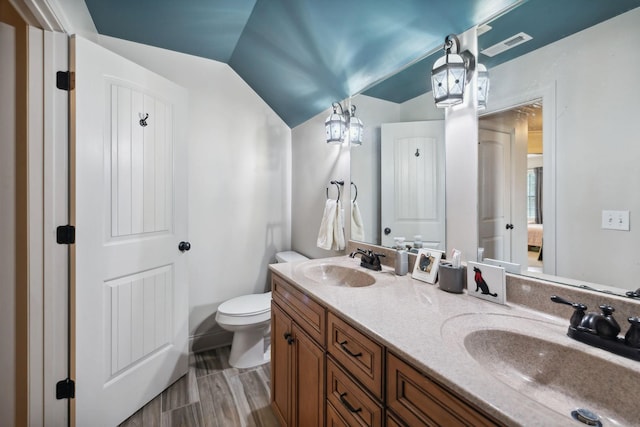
[119,346,279,427]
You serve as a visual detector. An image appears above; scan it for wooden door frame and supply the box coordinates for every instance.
[4,0,70,425]
[0,1,29,425]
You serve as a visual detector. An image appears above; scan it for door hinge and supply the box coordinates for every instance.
[56,71,74,91]
[56,225,75,244]
[56,378,75,399]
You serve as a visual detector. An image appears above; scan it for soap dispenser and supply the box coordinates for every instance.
[395,249,408,276]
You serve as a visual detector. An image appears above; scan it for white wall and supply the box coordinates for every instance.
[97,36,292,350]
[290,106,350,259]
[443,28,479,263]
[0,19,16,427]
[489,8,640,288]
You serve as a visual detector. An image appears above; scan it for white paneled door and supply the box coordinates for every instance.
[71,36,189,426]
[478,128,512,261]
[381,121,445,250]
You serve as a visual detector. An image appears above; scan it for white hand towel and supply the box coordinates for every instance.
[333,201,345,250]
[317,199,337,250]
[351,200,365,242]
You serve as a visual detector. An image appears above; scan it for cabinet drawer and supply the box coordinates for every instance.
[272,274,326,346]
[386,352,499,427]
[327,312,384,400]
[326,402,349,427]
[386,412,404,427]
[327,357,383,427]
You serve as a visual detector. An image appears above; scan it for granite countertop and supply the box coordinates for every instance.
[269,255,640,427]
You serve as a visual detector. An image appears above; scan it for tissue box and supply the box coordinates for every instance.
[438,264,465,293]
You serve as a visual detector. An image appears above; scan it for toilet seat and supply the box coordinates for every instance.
[217,292,272,317]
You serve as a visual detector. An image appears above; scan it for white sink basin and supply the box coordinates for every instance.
[303,263,376,287]
[442,313,640,426]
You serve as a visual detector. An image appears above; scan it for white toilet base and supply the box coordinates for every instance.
[228,326,271,369]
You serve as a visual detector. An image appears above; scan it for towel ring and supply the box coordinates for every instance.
[351,182,358,202]
[326,180,344,202]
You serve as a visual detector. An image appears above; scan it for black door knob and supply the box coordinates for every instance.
[384,227,391,235]
[505,224,514,230]
[178,241,191,252]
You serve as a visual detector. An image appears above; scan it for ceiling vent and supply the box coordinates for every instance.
[481,32,532,57]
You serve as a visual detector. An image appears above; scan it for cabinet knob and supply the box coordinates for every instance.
[284,332,294,345]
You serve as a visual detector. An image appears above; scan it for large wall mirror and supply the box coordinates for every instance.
[350,5,640,297]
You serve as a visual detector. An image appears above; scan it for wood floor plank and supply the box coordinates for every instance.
[194,347,236,377]
[119,393,162,427]
[197,371,244,427]
[161,402,204,427]
[120,346,278,427]
[236,369,279,426]
[162,365,200,411]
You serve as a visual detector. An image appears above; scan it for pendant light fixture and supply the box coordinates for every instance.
[325,101,364,145]
[431,34,476,108]
[325,102,347,144]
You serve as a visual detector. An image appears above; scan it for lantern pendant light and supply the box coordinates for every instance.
[431,34,476,108]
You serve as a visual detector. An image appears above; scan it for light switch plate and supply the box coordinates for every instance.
[602,210,630,231]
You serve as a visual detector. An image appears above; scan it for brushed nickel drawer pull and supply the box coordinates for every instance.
[339,392,362,413]
[339,340,362,357]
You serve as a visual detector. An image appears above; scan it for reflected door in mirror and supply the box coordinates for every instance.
[381,121,445,250]
[478,128,513,261]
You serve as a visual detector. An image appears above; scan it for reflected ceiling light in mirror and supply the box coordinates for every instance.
[349,105,364,146]
[477,63,490,110]
[431,34,476,108]
[325,102,364,145]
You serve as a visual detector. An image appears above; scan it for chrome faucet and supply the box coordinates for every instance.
[551,295,640,361]
[349,248,385,271]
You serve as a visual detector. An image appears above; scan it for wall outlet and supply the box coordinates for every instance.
[601,210,630,231]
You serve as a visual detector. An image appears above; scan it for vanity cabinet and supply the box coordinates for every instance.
[326,312,384,426]
[271,275,326,427]
[270,270,500,427]
[326,357,383,426]
[386,352,498,426]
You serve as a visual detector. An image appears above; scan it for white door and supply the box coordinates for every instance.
[71,36,189,426]
[478,128,512,261]
[381,121,445,249]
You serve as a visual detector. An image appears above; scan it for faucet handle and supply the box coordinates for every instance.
[599,304,615,316]
[551,295,587,328]
[626,288,640,299]
[625,317,640,348]
[371,252,386,264]
[597,304,621,338]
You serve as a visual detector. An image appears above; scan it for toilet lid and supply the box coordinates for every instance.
[217,292,272,316]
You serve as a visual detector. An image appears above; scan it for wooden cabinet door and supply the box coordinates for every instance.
[292,323,325,427]
[271,302,292,426]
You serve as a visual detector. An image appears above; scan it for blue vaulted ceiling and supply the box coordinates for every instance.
[84,0,640,127]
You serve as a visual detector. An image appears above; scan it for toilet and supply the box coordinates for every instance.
[215,250,309,368]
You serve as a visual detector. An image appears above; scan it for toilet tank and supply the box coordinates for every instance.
[275,251,309,263]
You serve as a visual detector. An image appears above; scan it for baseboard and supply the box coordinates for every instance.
[190,329,233,353]
[189,328,272,355]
